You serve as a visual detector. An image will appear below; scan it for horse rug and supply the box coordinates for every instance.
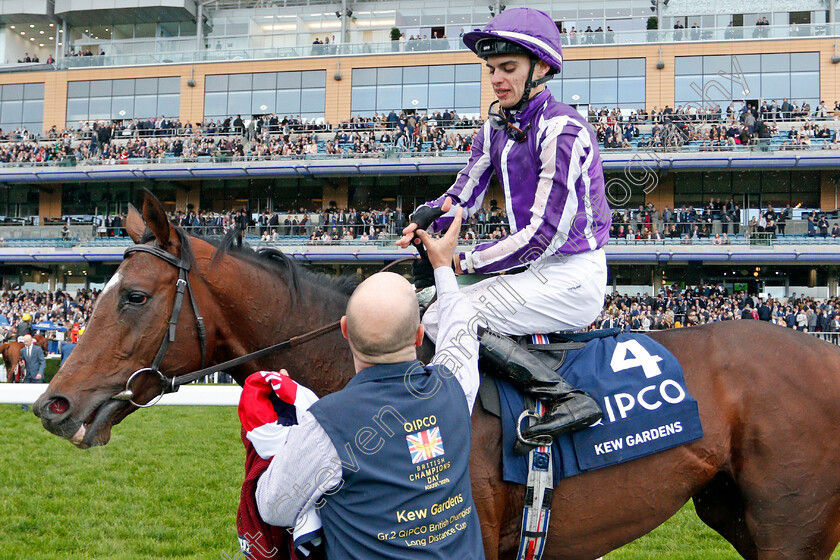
[497,332,703,485]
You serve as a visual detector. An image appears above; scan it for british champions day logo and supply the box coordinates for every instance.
[406,427,445,464]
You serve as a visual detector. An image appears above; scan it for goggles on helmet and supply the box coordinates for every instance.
[475,38,531,59]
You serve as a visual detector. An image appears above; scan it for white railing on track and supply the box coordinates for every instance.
[807,332,840,346]
[0,384,242,405]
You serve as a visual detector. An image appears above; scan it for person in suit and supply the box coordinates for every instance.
[60,338,77,365]
[21,334,45,383]
[758,300,772,321]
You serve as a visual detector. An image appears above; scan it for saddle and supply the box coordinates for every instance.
[476,330,618,560]
[478,330,620,424]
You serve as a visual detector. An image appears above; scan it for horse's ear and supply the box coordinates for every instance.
[141,190,173,248]
[125,204,146,244]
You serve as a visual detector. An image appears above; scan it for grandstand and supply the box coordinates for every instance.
[0,0,837,298]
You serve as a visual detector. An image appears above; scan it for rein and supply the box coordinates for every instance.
[112,233,416,408]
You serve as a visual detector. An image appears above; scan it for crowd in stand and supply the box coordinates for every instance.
[559,26,617,45]
[590,100,840,150]
[161,202,510,243]
[595,285,840,333]
[17,52,49,64]
[0,288,97,341]
[0,95,836,166]
[608,201,802,241]
[610,201,840,242]
[65,48,105,57]
[3,283,840,347]
[0,110,480,163]
[592,284,840,333]
[589,99,840,126]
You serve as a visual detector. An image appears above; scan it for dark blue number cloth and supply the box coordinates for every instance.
[498,333,703,485]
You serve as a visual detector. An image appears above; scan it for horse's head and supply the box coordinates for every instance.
[34,193,213,448]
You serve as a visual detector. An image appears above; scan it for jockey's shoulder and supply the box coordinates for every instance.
[538,97,594,137]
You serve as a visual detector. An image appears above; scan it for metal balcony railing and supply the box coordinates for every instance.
[55,23,840,70]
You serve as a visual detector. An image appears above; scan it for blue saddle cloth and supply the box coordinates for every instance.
[498,332,703,485]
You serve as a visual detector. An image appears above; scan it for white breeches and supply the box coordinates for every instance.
[422,249,608,342]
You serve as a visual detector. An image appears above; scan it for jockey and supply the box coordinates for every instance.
[17,313,33,341]
[398,7,611,440]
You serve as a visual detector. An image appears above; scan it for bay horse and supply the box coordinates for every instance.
[1,335,49,382]
[33,193,840,559]
[0,342,23,382]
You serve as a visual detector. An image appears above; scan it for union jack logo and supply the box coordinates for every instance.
[406,427,445,464]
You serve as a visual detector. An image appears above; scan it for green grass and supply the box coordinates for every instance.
[2,404,838,559]
[606,501,742,559]
[0,404,243,560]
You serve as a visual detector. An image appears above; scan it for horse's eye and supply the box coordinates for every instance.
[127,293,148,305]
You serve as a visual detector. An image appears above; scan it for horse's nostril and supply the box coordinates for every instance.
[48,397,70,416]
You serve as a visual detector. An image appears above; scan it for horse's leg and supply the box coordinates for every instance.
[736,464,840,560]
[470,406,506,560]
[692,472,758,559]
[720,336,840,559]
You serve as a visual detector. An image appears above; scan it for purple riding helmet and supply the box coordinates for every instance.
[462,8,564,111]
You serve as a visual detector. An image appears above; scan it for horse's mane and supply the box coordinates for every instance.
[139,225,358,303]
[208,228,358,302]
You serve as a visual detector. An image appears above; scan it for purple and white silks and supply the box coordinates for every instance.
[425,88,612,274]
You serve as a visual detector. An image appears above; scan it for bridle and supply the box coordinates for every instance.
[111,231,414,408]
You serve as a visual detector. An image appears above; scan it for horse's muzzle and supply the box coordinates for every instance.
[33,392,77,438]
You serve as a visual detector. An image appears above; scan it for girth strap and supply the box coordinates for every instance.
[516,399,554,560]
[525,341,586,352]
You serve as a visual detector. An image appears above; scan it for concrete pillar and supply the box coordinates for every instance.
[828,275,838,298]
[196,1,204,51]
[322,178,349,210]
[61,20,67,58]
[820,171,839,212]
[175,183,201,213]
[653,267,664,294]
[645,172,674,215]
[39,185,62,219]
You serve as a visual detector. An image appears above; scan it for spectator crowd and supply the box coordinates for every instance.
[3,283,839,353]
[595,285,840,334]
[0,288,97,343]
[0,94,837,166]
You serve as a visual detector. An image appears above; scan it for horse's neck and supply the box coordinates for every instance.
[205,256,355,397]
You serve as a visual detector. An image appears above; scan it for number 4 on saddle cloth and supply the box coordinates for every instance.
[486,330,704,486]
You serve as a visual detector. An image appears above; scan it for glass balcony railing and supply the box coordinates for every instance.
[55,23,840,70]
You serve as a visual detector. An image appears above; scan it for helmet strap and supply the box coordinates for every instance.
[487,100,532,142]
[486,58,553,142]
[510,58,554,112]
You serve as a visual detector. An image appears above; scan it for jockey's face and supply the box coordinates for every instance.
[486,54,550,110]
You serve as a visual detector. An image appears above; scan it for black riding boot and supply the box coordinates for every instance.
[479,330,602,440]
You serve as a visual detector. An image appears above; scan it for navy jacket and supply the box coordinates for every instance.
[309,360,484,560]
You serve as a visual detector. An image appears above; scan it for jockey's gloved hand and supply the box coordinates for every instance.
[238,370,318,459]
[409,204,445,232]
[412,256,435,290]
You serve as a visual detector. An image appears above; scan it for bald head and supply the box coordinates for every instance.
[344,272,421,364]
[23,334,32,346]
